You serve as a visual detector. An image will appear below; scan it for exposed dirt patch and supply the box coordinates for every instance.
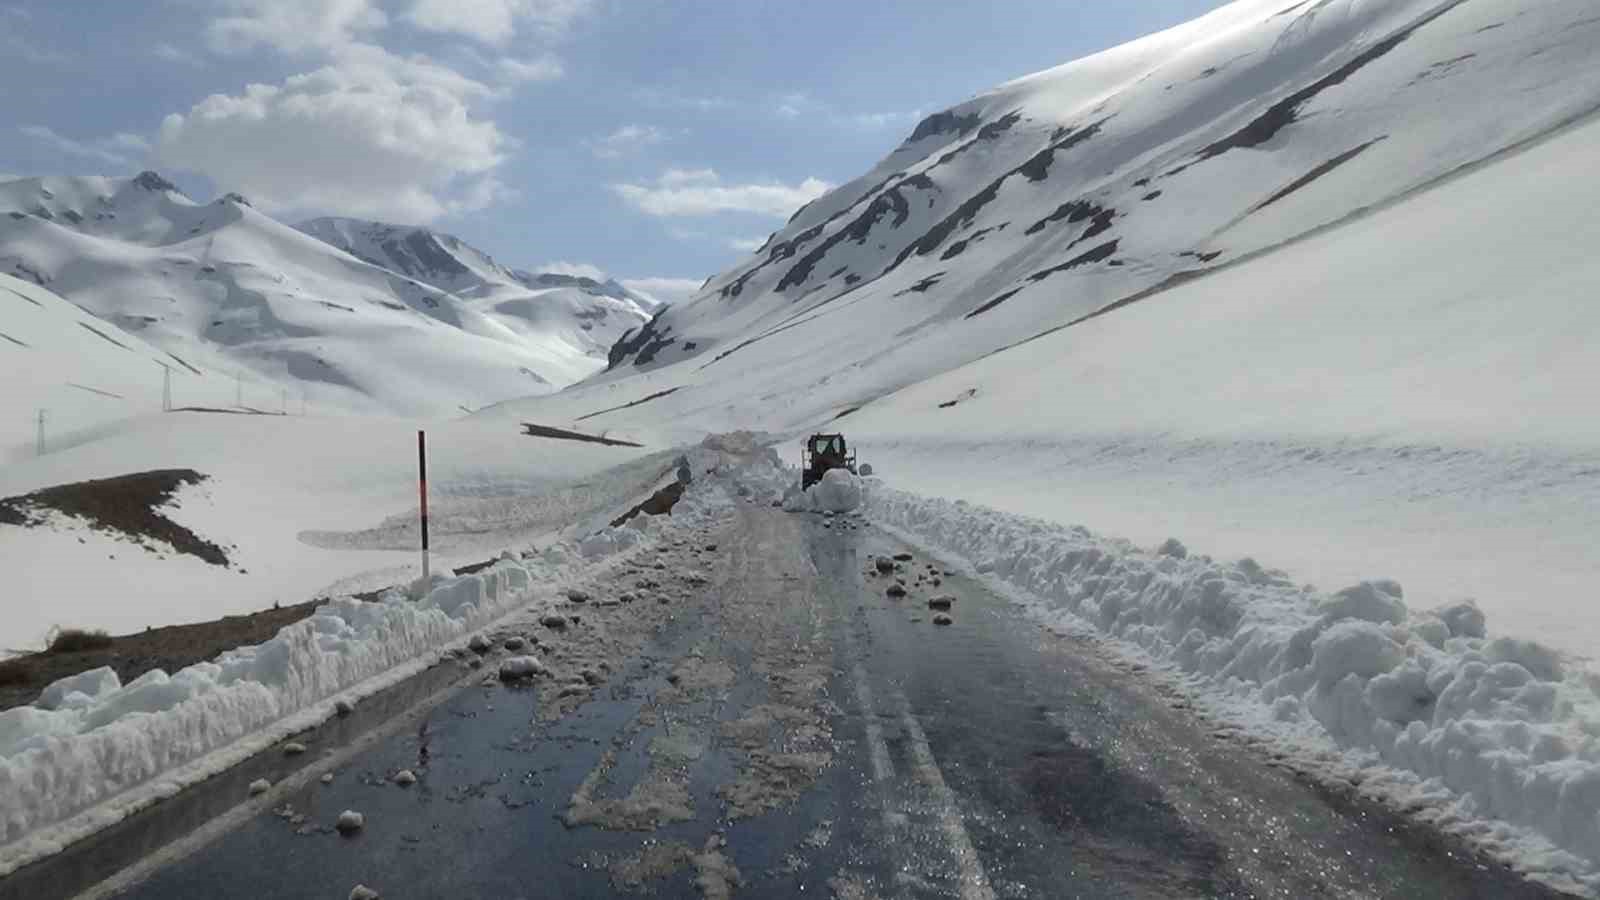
[1252,138,1386,211]
[890,119,1107,274]
[0,469,231,567]
[0,598,325,712]
[610,480,685,528]
[521,422,644,448]
[606,309,676,370]
[577,387,681,422]
[77,321,133,351]
[609,840,696,892]
[777,175,935,292]
[893,272,945,296]
[565,749,696,831]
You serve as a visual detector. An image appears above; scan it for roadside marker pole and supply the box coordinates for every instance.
[161,365,172,412]
[418,430,431,585]
[35,409,46,456]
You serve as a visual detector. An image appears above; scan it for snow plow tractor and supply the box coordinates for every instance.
[801,433,857,490]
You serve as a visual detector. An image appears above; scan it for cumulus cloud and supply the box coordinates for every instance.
[153,43,204,66]
[612,169,832,219]
[158,0,587,223]
[537,260,608,280]
[497,55,563,84]
[406,0,593,44]
[620,277,702,306]
[155,51,509,223]
[207,0,387,55]
[588,124,666,159]
[20,126,150,168]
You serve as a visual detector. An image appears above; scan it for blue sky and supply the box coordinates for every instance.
[1,1,1226,301]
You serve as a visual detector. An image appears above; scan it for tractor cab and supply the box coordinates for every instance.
[801,433,857,489]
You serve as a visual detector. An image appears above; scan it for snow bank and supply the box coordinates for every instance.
[865,484,1600,893]
[0,471,735,876]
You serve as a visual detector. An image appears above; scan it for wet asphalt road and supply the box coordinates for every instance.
[88,500,1569,900]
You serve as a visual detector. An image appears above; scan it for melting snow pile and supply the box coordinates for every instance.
[866,486,1600,893]
[783,469,865,514]
[0,469,734,876]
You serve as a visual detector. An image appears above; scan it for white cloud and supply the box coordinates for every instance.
[207,0,387,55]
[537,261,608,280]
[851,110,921,129]
[20,126,150,168]
[405,0,593,44]
[155,53,509,223]
[612,169,832,219]
[728,236,767,252]
[620,277,702,306]
[588,124,666,159]
[153,43,204,66]
[164,0,554,223]
[496,55,563,84]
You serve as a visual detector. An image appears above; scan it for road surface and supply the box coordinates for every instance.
[65,498,1569,899]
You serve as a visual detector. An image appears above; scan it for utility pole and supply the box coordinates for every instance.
[35,409,46,456]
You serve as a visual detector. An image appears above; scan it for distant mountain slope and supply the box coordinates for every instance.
[596,0,1600,423]
[0,271,241,458]
[0,175,648,420]
[295,216,654,361]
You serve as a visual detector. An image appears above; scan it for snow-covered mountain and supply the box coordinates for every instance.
[595,0,1600,421]
[295,216,657,309]
[0,175,649,422]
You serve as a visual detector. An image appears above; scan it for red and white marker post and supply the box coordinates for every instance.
[418,430,431,585]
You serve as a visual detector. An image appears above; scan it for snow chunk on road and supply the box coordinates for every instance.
[498,656,547,681]
[784,469,864,514]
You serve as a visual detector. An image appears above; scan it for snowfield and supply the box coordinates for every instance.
[0,437,740,878]
[0,410,664,652]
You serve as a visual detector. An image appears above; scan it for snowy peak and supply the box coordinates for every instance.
[295,216,519,299]
[296,216,656,316]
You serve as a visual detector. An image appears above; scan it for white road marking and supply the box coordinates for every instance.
[897,698,997,900]
[851,662,897,786]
